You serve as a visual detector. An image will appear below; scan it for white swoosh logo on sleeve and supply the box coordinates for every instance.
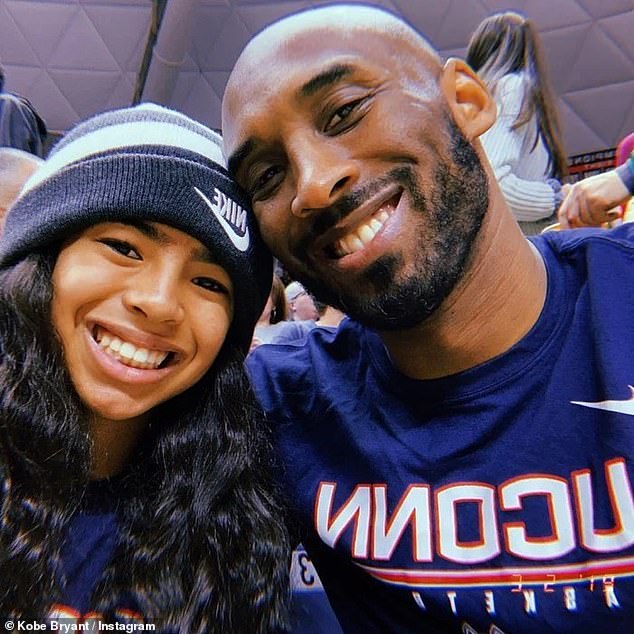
[194,186,250,252]
[571,385,634,416]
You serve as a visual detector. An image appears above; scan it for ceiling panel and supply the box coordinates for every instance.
[0,0,631,157]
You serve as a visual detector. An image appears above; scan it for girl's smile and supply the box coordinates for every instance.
[86,323,179,384]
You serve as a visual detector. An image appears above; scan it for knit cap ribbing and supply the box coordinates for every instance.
[0,103,272,351]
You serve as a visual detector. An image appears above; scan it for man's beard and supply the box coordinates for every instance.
[289,121,489,330]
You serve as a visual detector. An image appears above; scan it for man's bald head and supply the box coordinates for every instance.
[224,4,442,126]
[239,4,440,66]
[0,148,42,234]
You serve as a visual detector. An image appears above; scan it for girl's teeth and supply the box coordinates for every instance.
[94,327,170,370]
[120,342,136,360]
[133,349,148,364]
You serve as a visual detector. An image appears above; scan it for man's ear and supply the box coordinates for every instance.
[440,58,496,139]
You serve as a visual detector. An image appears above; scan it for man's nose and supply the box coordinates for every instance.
[289,137,359,218]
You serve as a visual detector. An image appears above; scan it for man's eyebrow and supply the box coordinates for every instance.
[299,63,356,98]
[227,137,255,177]
[227,65,356,177]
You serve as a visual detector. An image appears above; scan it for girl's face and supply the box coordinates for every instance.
[52,221,233,426]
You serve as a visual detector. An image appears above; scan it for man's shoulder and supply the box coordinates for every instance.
[268,319,316,345]
[531,223,634,261]
[250,317,362,366]
[247,318,370,392]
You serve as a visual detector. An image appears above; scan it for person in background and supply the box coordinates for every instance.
[313,299,345,329]
[0,147,42,234]
[618,133,634,223]
[252,274,293,348]
[466,11,568,235]
[557,132,634,228]
[0,64,47,157]
[260,274,289,327]
[285,280,319,321]
[0,104,289,629]
[252,277,318,349]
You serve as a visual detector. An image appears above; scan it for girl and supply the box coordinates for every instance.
[252,275,288,349]
[466,11,568,234]
[0,104,289,631]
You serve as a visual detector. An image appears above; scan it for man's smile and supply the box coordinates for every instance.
[311,185,403,262]
[328,195,400,259]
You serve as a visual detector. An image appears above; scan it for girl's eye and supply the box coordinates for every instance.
[193,277,230,296]
[325,99,365,132]
[98,239,141,260]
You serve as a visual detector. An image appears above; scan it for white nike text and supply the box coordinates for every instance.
[194,185,250,252]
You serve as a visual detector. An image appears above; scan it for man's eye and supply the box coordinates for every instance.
[98,239,141,260]
[193,277,230,296]
[251,165,284,199]
[325,99,365,133]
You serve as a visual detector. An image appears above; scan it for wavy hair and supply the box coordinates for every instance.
[0,252,290,631]
[466,11,567,180]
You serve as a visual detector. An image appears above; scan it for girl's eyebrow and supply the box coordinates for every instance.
[125,221,219,265]
[126,220,173,245]
[191,245,219,265]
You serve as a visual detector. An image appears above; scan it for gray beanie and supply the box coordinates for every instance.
[0,103,272,352]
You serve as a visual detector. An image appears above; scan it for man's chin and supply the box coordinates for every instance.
[299,279,440,331]
[341,293,439,331]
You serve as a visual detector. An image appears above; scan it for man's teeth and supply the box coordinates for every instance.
[334,209,390,257]
[95,327,170,369]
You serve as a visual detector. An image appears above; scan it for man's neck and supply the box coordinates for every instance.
[379,201,547,380]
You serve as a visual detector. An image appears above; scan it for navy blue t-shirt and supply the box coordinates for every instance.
[248,224,634,633]
[57,498,119,616]
[50,480,141,623]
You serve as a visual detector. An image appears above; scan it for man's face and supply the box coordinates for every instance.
[291,291,319,322]
[223,25,489,330]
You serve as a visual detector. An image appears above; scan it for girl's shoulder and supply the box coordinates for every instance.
[495,72,528,98]
[493,72,529,117]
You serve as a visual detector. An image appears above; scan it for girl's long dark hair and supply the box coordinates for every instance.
[466,11,568,180]
[0,252,289,631]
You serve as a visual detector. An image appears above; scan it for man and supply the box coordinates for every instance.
[285,280,320,321]
[0,64,47,157]
[222,5,634,633]
[0,147,42,235]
